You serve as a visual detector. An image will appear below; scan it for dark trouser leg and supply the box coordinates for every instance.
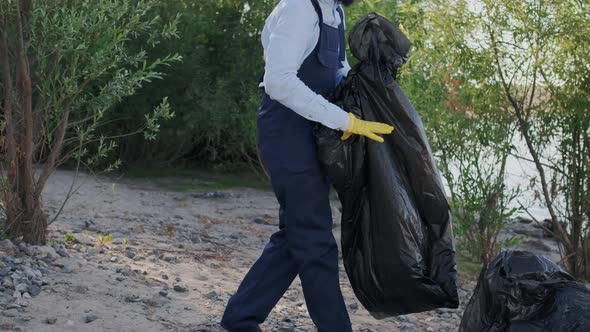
[275,169,352,332]
[221,216,298,332]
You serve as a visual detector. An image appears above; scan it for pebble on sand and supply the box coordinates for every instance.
[85,314,99,323]
[45,317,58,325]
[173,282,188,292]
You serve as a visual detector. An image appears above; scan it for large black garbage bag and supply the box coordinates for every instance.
[315,13,458,318]
[460,251,590,332]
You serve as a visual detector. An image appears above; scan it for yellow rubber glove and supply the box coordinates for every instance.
[341,113,394,143]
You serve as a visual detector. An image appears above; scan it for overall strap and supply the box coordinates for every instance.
[310,0,325,54]
[310,0,324,26]
[336,6,345,61]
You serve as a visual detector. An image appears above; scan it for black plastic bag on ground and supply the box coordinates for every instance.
[315,13,458,318]
[460,251,590,332]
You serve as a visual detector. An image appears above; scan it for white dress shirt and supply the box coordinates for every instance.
[260,0,351,130]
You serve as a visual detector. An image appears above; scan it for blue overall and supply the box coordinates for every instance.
[221,2,352,332]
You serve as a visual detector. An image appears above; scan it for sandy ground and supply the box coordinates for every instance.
[0,169,561,332]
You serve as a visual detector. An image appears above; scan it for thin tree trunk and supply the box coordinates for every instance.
[0,18,20,228]
[2,1,48,243]
[0,20,17,173]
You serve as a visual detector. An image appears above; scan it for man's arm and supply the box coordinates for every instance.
[263,0,350,130]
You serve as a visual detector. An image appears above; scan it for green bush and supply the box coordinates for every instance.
[99,0,275,166]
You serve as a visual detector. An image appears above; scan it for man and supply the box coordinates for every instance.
[221,0,393,331]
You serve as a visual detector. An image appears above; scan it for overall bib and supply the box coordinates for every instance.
[221,1,352,331]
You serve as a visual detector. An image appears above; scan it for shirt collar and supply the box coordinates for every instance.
[318,0,340,7]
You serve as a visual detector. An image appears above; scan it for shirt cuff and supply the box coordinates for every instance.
[321,101,350,131]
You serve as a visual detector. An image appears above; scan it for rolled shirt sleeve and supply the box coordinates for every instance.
[262,0,350,131]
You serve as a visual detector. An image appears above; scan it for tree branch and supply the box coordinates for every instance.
[489,27,573,251]
[35,79,91,198]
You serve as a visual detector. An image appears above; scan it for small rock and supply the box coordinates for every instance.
[15,297,27,307]
[173,282,188,293]
[13,258,23,264]
[56,248,69,257]
[29,285,41,297]
[85,314,99,323]
[30,245,60,260]
[175,276,181,282]
[11,270,23,280]
[109,256,118,263]
[22,292,31,299]
[2,308,18,317]
[21,266,41,279]
[124,294,141,303]
[162,254,177,263]
[45,317,57,325]
[0,267,12,277]
[119,268,135,277]
[159,288,169,297]
[125,251,135,259]
[116,276,126,282]
[3,277,13,287]
[349,302,359,310]
[132,255,144,261]
[15,283,28,293]
[0,239,18,256]
[145,293,164,307]
[206,291,218,300]
[161,274,169,280]
[253,218,272,225]
[6,303,21,310]
[52,260,65,268]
